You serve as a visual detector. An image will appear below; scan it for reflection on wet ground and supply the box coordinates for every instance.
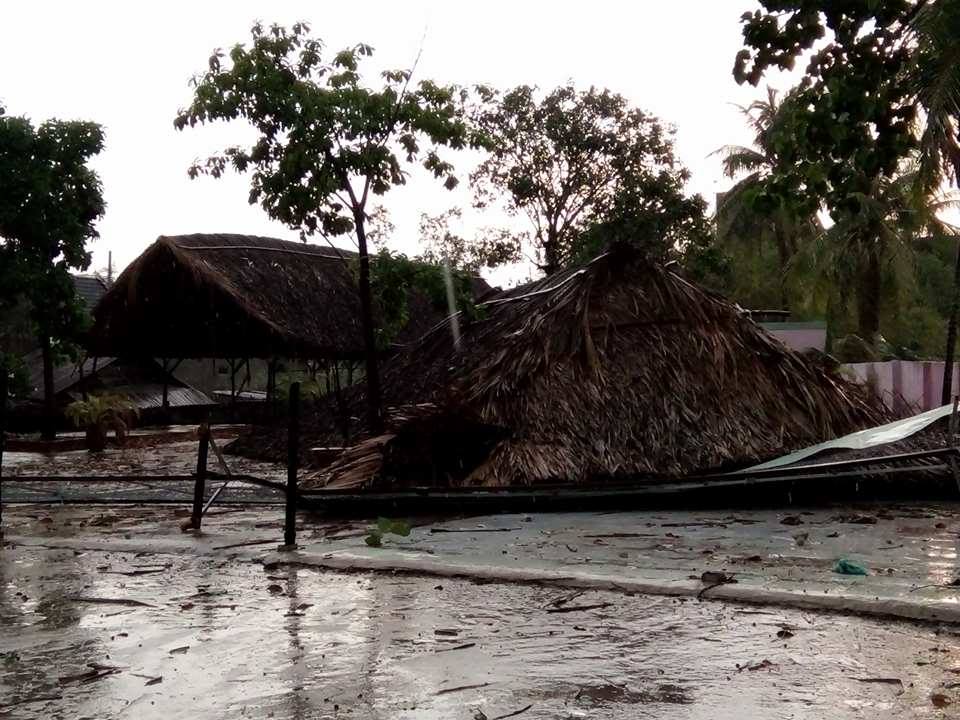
[3,440,287,479]
[3,538,960,719]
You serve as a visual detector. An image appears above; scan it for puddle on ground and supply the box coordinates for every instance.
[3,540,960,719]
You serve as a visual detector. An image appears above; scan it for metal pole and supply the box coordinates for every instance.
[950,396,960,494]
[1,368,7,539]
[189,424,210,530]
[284,382,300,547]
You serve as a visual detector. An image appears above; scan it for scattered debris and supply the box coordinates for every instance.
[548,591,584,608]
[780,516,804,526]
[834,558,869,576]
[99,566,169,576]
[545,603,613,614]
[852,677,903,685]
[833,514,878,524]
[436,643,476,653]
[490,704,534,719]
[910,578,960,592]
[738,659,778,672]
[69,595,154,607]
[212,538,277,550]
[931,693,952,708]
[776,629,794,640]
[430,527,520,533]
[435,682,491,696]
[434,629,459,637]
[168,646,190,655]
[698,571,737,599]
[793,532,809,546]
[366,517,412,548]
[0,694,63,709]
[574,683,692,704]
[59,662,122,685]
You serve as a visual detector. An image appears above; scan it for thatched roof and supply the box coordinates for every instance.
[88,234,490,360]
[303,243,888,489]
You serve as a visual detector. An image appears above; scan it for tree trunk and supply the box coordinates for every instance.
[542,225,561,276]
[774,229,791,311]
[355,215,384,433]
[856,242,882,345]
[942,238,960,404]
[39,334,56,441]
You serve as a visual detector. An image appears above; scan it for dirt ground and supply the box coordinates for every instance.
[3,504,960,719]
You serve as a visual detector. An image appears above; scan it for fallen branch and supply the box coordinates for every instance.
[492,704,534,720]
[100,567,169,576]
[545,603,612,614]
[69,596,154,608]
[852,677,903,685]
[212,538,277,550]
[436,643,476,653]
[435,682,490,695]
[430,527,521,534]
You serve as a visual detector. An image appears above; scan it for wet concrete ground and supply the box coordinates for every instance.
[3,440,286,482]
[3,505,960,718]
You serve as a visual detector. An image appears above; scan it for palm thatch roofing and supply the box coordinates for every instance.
[88,234,489,360]
[291,242,888,489]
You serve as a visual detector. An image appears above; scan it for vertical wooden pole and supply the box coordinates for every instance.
[284,382,300,547]
[190,424,210,530]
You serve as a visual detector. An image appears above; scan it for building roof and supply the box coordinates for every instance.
[290,243,889,489]
[22,351,213,408]
[88,234,492,360]
[71,274,109,309]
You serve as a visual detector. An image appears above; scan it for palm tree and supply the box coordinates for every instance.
[908,1,960,401]
[713,88,822,310]
[806,162,958,345]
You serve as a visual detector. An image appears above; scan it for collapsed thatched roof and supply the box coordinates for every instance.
[88,234,490,360]
[308,243,888,489]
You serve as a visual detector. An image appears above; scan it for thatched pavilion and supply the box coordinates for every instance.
[88,234,489,404]
[293,242,888,489]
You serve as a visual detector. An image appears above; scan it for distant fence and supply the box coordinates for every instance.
[845,361,960,414]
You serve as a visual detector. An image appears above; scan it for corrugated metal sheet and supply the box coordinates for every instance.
[65,384,214,408]
[24,353,214,408]
[25,352,118,399]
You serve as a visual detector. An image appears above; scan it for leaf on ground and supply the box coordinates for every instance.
[931,693,952,708]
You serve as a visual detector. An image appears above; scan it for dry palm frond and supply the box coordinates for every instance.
[293,242,889,490]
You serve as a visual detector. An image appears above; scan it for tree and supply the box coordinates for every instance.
[908,0,960,400]
[734,1,960,393]
[175,22,477,431]
[569,170,714,268]
[417,208,522,272]
[713,87,822,309]
[806,162,957,347]
[470,83,698,275]
[733,1,927,344]
[0,105,105,439]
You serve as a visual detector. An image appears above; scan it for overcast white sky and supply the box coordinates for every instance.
[2,0,799,284]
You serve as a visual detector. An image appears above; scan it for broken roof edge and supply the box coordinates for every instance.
[738,403,955,472]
